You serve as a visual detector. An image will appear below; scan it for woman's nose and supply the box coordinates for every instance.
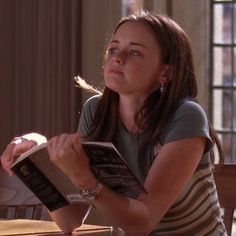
[111,53,125,65]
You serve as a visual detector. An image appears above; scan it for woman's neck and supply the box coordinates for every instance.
[118,95,145,134]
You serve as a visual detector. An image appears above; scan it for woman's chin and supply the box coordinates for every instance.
[105,82,123,93]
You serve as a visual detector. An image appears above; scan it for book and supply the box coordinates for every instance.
[11,141,147,212]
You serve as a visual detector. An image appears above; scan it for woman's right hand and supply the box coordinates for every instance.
[0,133,47,176]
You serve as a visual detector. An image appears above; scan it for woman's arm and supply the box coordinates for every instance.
[90,137,205,235]
[49,203,91,233]
[0,133,91,233]
[48,132,205,236]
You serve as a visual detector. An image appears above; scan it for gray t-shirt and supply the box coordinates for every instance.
[78,95,226,235]
[78,95,212,182]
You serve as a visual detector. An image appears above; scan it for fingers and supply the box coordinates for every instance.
[47,133,86,162]
[71,133,82,153]
[1,142,16,176]
[1,137,38,176]
[11,136,38,155]
[47,133,92,187]
[47,133,74,161]
[14,141,37,156]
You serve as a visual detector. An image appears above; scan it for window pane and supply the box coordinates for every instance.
[214,0,233,2]
[234,47,236,85]
[213,3,233,44]
[223,90,233,129]
[122,0,143,16]
[213,89,232,130]
[233,90,236,130]
[221,134,232,163]
[234,3,236,43]
[213,47,232,86]
[232,134,236,163]
[213,90,222,130]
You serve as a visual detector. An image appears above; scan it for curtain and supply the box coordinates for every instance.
[0,0,82,153]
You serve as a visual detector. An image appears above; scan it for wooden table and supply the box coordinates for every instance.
[0,219,124,236]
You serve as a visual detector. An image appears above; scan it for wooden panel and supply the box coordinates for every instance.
[213,164,236,236]
[214,165,236,208]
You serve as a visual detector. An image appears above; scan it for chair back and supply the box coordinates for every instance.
[0,204,43,220]
[213,164,236,236]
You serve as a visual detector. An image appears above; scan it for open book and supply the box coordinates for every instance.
[11,142,147,212]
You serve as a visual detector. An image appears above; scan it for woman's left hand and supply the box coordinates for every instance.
[47,133,96,188]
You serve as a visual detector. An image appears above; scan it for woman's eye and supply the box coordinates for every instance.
[129,50,140,56]
[108,47,118,55]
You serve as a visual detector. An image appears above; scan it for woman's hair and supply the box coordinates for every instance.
[80,9,224,164]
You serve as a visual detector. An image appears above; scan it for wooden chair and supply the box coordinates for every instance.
[213,164,236,236]
[0,203,43,220]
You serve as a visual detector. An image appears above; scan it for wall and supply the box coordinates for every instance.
[0,0,83,220]
[150,0,210,110]
[170,0,210,111]
[81,0,122,103]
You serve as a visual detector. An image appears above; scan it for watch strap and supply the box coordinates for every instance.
[79,182,103,201]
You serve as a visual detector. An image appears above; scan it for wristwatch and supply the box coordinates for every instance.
[79,182,103,201]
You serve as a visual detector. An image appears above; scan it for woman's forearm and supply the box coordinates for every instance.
[49,203,91,233]
[91,186,156,236]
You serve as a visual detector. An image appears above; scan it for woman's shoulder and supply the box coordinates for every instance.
[177,100,206,116]
[162,99,210,145]
[83,94,101,112]
[172,100,208,124]
[84,94,101,105]
[78,95,102,135]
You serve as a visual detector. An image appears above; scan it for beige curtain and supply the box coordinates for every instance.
[0,0,82,153]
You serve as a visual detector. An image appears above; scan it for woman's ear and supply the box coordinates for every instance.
[159,64,173,84]
[163,64,173,82]
[160,65,173,83]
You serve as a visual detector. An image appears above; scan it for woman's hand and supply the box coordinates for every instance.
[47,133,96,189]
[0,133,47,176]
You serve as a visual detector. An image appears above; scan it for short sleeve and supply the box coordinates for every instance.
[77,95,101,137]
[162,101,213,154]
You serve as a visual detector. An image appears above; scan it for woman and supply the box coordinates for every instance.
[1,10,226,235]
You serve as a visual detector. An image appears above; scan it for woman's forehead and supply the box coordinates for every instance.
[112,21,159,46]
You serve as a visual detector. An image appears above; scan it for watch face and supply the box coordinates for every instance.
[80,183,103,201]
[82,192,96,200]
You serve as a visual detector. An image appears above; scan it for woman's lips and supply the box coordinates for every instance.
[108,69,124,76]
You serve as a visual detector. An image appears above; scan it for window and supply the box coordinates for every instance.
[122,0,143,15]
[210,0,236,163]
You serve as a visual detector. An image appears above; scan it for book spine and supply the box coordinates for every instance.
[12,158,68,212]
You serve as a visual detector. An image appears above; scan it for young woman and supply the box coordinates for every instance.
[1,10,226,235]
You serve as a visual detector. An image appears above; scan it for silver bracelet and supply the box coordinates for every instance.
[79,182,104,201]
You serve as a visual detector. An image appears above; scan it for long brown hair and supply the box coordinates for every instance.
[81,10,224,164]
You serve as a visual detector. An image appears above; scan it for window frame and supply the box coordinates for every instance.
[209,0,236,163]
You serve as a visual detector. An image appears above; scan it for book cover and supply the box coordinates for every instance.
[11,141,147,211]
[11,143,86,212]
[82,142,147,199]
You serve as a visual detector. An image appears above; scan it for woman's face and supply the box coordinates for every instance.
[104,21,166,99]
